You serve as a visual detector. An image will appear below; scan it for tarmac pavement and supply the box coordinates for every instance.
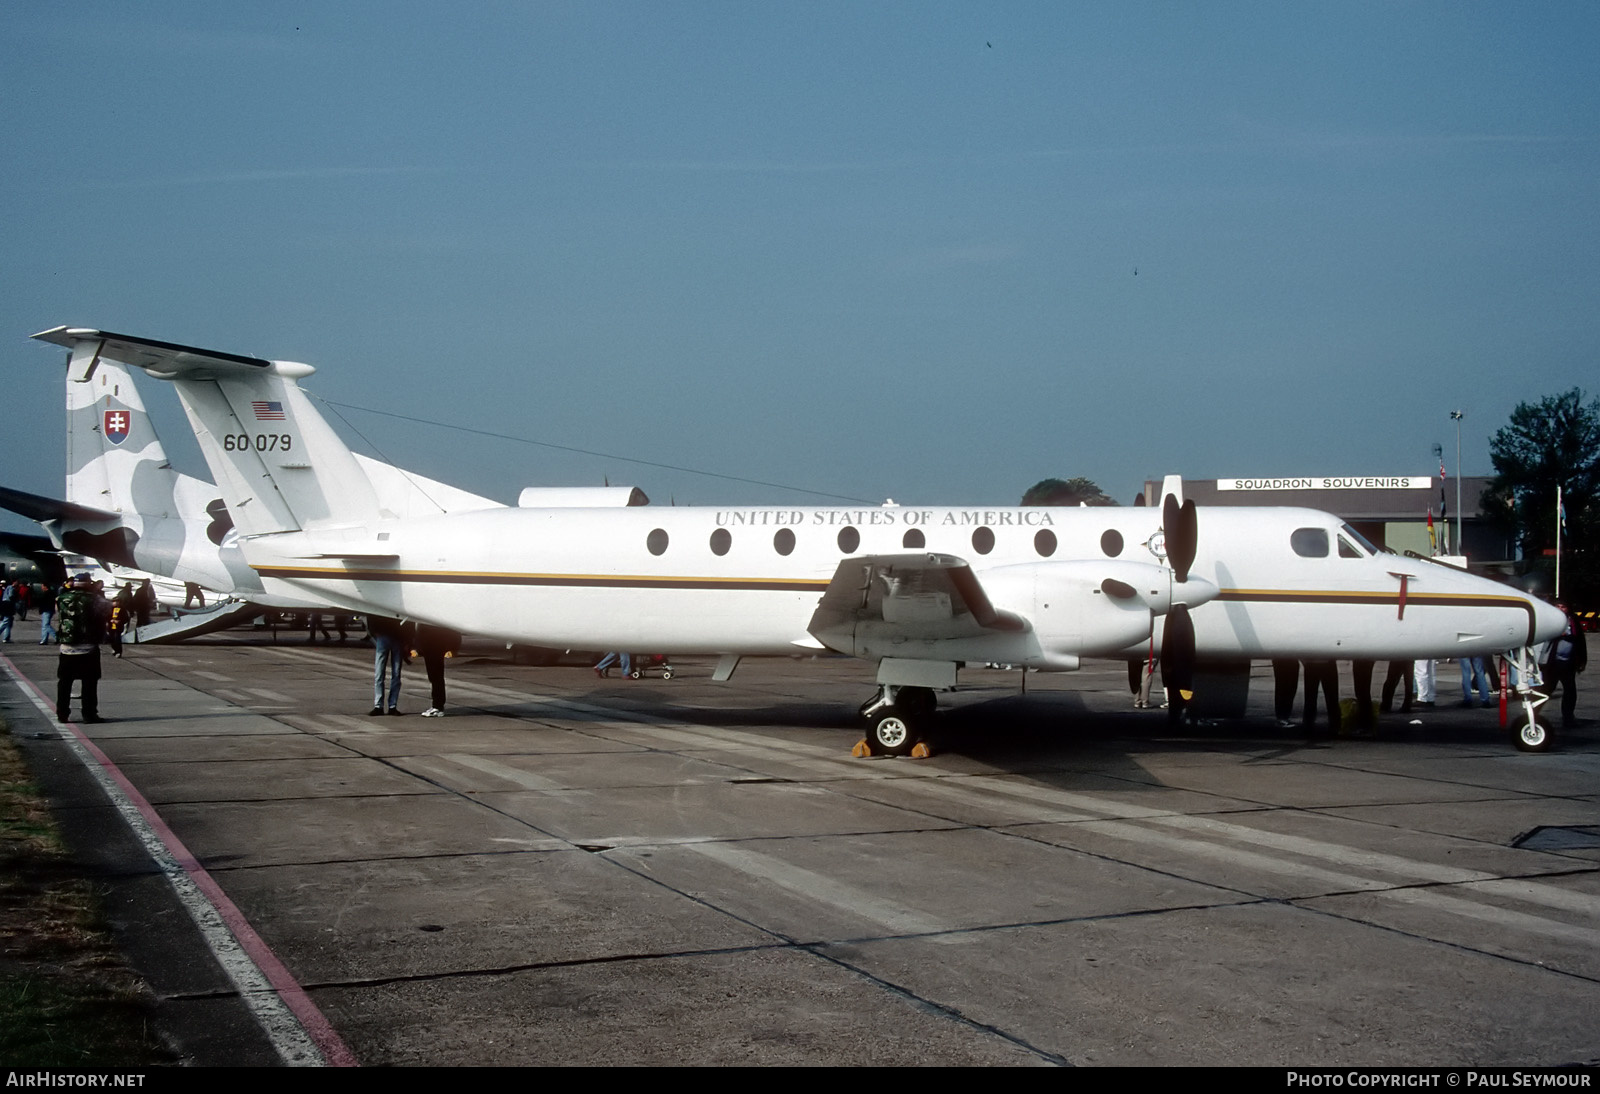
[2,635,1597,1066]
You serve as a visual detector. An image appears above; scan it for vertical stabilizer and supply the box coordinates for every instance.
[169,361,384,535]
[66,357,180,518]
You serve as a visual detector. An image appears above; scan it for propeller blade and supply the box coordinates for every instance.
[1163,495,1197,584]
[1160,603,1195,699]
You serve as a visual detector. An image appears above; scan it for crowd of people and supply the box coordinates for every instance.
[1129,599,1589,735]
[14,568,1590,733]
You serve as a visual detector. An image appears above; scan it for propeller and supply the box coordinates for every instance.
[1159,492,1200,711]
[1162,494,1197,584]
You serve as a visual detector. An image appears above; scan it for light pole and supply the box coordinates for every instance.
[1450,410,1464,557]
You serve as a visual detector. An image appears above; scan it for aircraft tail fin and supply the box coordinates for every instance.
[36,328,384,538]
[65,354,190,518]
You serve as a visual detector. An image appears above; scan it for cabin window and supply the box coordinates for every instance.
[710,528,731,556]
[902,529,925,549]
[837,526,860,553]
[773,528,795,556]
[1100,529,1123,558]
[647,528,669,556]
[971,527,995,555]
[1035,529,1057,557]
[1291,527,1329,558]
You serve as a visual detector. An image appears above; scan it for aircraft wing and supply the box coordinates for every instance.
[807,553,1027,654]
[34,327,273,379]
[0,531,70,585]
[0,484,119,524]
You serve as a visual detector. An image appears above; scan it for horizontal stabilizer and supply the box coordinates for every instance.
[129,599,264,644]
[0,485,119,524]
[34,327,273,377]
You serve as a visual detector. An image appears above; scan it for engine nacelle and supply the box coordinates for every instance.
[980,560,1180,658]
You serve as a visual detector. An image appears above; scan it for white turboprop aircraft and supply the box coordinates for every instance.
[32,327,1568,752]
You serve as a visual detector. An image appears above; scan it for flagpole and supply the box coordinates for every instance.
[1556,484,1563,599]
[1451,410,1464,558]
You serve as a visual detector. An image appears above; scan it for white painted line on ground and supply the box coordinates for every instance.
[684,841,951,938]
[432,753,570,792]
[2,655,357,1067]
[887,774,1600,948]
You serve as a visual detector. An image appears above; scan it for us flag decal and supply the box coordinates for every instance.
[252,400,286,420]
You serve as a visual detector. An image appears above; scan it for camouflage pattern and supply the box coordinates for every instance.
[61,358,260,595]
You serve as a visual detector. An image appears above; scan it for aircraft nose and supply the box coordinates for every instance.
[1175,576,1219,609]
[1530,596,1568,645]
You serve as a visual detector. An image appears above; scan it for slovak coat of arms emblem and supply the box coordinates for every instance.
[104,408,132,445]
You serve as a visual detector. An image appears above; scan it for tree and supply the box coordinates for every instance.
[1485,388,1600,601]
[1021,477,1118,506]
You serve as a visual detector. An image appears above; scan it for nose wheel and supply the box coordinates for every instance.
[1513,709,1554,753]
[859,685,936,757]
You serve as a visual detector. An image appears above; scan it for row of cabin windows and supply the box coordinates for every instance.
[645,525,1131,559]
[646,523,1374,561]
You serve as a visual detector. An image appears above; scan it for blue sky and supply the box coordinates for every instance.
[4,2,1598,529]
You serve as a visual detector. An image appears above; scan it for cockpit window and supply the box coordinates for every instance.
[1338,536,1362,558]
[1340,523,1381,555]
[1291,527,1329,558]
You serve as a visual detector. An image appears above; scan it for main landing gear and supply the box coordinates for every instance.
[857,685,936,757]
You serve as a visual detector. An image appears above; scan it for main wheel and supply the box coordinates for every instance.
[867,707,917,757]
[1513,713,1554,753]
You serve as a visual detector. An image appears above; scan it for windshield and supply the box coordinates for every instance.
[1340,523,1384,555]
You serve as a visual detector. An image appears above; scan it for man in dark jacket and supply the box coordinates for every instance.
[55,574,115,723]
[1542,602,1589,727]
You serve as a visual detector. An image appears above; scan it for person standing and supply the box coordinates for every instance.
[307,612,333,643]
[1414,659,1437,707]
[0,591,14,643]
[367,616,413,715]
[414,625,462,718]
[1460,656,1493,707]
[594,651,632,678]
[36,582,57,645]
[1380,660,1415,714]
[1350,659,1377,733]
[1541,602,1588,728]
[1272,659,1299,728]
[133,579,156,628]
[1302,660,1341,737]
[54,574,115,723]
[112,584,135,643]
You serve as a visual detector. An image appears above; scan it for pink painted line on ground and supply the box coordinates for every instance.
[3,654,359,1067]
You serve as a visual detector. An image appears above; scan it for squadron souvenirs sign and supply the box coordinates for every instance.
[1218,477,1430,491]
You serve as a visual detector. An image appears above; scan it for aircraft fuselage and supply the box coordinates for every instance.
[240,503,1556,665]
